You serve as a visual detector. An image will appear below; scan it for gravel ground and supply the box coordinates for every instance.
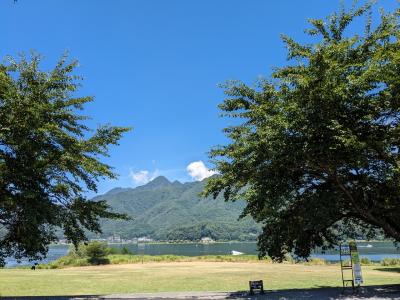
[1,285,400,300]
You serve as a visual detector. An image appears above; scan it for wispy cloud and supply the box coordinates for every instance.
[128,161,215,186]
[186,161,217,181]
[129,169,160,185]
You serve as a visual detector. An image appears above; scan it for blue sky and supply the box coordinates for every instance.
[1,0,397,193]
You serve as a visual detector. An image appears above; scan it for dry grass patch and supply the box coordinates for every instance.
[0,262,399,297]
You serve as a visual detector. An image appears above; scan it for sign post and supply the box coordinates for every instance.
[349,241,363,286]
[340,241,363,291]
[249,280,264,295]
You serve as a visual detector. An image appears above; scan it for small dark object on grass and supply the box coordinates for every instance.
[31,263,38,270]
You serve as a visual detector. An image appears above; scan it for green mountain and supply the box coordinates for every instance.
[90,176,261,241]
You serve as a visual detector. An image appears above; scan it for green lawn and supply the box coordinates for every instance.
[0,262,399,297]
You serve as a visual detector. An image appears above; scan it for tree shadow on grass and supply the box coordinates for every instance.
[1,285,400,300]
[0,296,98,300]
[225,284,400,299]
[373,267,400,273]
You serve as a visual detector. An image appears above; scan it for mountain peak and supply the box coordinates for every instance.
[145,176,171,188]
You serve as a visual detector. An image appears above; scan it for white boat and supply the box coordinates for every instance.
[359,244,373,248]
[231,250,244,255]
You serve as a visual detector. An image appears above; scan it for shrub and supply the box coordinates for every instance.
[260,256,272,263]
[108,246,133,255]
[48,264,59,269]
[121,246,133,255]
[67,244,87,258]
[85,241,110,265]
[283,253,295,264]
[360,257,371,265]
[381,258,400,266]
[305,258,327,265]
[108,247,120,255]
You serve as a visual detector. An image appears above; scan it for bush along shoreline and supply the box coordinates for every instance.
[21,242,399,269]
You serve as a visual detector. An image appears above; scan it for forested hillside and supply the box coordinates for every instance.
[90,176,260,241]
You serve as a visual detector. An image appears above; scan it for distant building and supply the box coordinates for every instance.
[200,237,215,244]
[137,236,153,243]
[89,238,107,242]
[107,234,122,243]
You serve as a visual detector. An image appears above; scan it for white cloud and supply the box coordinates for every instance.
[129,169,160,186]
[186,161,217,181]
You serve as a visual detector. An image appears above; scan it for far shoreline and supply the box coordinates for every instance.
[50,239,395,246]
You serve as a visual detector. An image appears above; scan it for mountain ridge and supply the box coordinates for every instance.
[91,176,260,241]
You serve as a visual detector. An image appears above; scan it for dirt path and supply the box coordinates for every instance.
[1,285,400,300]
[99,285,400,300]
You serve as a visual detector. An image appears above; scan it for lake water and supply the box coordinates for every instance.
[5,241,400,267]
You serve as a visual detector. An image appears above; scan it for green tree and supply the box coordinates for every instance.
[0,53,130,266]
[84,241,110,265]
[203,2,400,260]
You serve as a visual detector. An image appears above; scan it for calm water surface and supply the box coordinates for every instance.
[5,241,400,267]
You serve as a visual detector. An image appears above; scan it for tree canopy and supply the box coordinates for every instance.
[0,54,130,266]
[203,2,400,260]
